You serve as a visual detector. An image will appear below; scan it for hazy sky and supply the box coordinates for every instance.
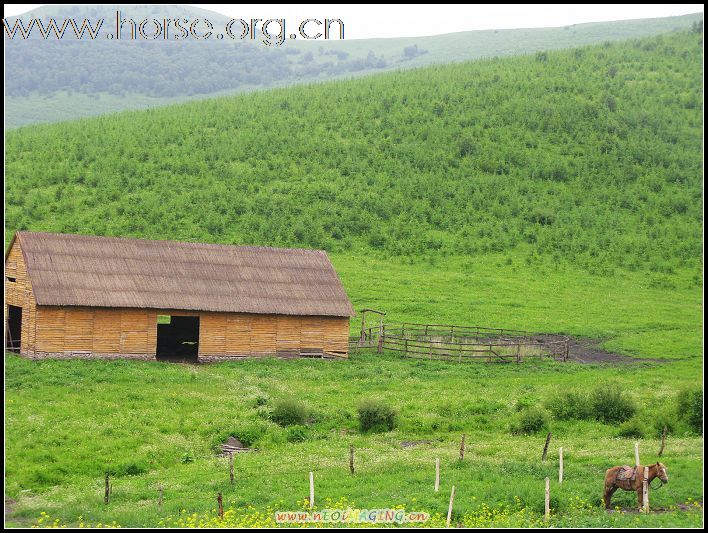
[3,4,703,39]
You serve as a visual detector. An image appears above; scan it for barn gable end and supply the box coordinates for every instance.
[5,234,38,354]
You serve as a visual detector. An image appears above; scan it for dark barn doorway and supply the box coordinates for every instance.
[6,305,22,352]
[156,315,200,362]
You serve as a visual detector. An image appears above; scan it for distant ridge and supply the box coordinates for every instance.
[4,7,702,128]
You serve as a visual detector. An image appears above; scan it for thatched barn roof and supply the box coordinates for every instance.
[9,231,355,317]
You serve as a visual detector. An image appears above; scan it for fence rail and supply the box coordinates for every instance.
[349,322,569,363]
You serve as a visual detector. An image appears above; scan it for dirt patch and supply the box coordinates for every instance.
[445,333,664,365]
[5,497,16,516]
[607,500,702,513]
[533,335,667,365]
[675,500,703,512]
[565,336,653,364]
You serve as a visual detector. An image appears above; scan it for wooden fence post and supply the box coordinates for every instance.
[359,314,366,345]
[544,477,550,522]
[459,434,465,461]
[542,432,552,462]
[658,426,667,457]
[104,472,110,504]
[404,338,408,358]
[635,442,640,467]
[349,445,355,475]
[435,458,440,492]
[309,472,315,509]
[446,485,455,528]
[229,452,234,485]
[158,484,163,507]
[642,466,649,513]
[558,447,563,484]
[217,492,224,519]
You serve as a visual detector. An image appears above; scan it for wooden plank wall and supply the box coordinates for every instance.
[35,307,154,355]
[5,238,37,353]
[199,313,350,358]
[32,305,350,358]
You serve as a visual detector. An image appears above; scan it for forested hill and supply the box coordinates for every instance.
[4,5,703,128]
[5,30,703,275]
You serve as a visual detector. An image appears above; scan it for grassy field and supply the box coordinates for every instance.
[4,255,702,527]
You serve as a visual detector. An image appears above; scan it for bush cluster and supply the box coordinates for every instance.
[677,387,703,435]
[617,418,645,438]
[545,387,635,423]
[271,399,309,427]
[545,391,594,420]
[589,388,636,423]
[357,400,397,433]
[511,406,550,435]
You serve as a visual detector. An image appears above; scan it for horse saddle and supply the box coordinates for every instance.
[616,465,638,482]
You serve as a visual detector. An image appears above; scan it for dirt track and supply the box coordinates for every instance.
[536,335,668,364]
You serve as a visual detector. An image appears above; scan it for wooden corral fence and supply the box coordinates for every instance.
[350,320,569,363]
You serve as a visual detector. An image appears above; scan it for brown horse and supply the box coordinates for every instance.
[604,463,668,510]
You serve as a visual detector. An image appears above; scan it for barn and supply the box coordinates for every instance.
[4,231,354,362]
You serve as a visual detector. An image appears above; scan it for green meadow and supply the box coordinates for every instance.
[4,256,703,527]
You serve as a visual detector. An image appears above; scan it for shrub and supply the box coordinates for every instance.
[649,405,679,438]
[271,399,309,427]
[617,418,645,438]
[515,395,538,411]
[677,388,703,435]
[591,388,636,423]
[115,462,148,475]
[511,406,550,435]
[220,421,270,448]
[358,400,397,433]
[285,425,309,443]
[545,391,594,420]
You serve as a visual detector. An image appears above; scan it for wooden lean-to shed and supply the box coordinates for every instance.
[4,231,354,362]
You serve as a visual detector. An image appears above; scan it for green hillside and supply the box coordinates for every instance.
[5,30,703,275]
[4,7,703,128]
